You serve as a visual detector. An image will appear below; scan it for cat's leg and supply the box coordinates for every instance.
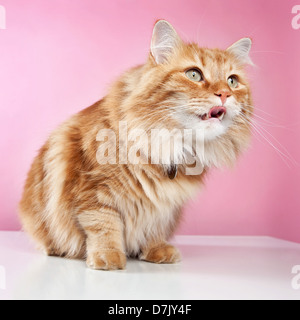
[78,209,126,270]
[140,241,181,264]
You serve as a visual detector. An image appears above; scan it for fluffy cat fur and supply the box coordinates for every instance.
[19,20,253,270]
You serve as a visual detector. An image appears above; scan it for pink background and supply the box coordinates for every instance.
[0,0,300,242]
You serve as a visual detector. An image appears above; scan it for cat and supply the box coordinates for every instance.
[19,20,253,270]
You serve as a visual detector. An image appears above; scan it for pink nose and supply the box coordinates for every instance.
[214,90,231,105]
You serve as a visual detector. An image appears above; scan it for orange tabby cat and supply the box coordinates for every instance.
[19,20,253,270]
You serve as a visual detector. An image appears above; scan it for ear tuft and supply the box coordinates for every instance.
[151,20,181,64]
[227,38,253,65]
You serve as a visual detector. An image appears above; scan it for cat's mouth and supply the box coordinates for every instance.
[200,107,227,121]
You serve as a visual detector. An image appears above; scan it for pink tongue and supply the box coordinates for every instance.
[209,107,226,119]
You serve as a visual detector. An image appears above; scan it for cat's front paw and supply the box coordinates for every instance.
[86,249,126,270]
[141,243,181,264]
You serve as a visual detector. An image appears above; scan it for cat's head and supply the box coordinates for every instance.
[125,20,253,170]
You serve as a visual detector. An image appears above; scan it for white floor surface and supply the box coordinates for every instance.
[0,231,299,300]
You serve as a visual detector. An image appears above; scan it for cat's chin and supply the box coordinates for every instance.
[194,119,231,142]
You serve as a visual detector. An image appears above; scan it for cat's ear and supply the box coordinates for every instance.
[151,20,182,64]
[227,38,253,65]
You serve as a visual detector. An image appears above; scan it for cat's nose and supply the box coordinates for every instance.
[214,90,231,105]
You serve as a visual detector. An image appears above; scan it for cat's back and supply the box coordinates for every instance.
[18,100,108,256]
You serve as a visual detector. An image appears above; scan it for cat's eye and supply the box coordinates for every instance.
[186,69,203,82]
[228,75,239,88]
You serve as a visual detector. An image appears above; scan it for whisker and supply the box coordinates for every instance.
[238,115,291,166]
[251,120,298,166]
[238,112,298,166]
[242,103,285,120]
[242,109,296,131]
